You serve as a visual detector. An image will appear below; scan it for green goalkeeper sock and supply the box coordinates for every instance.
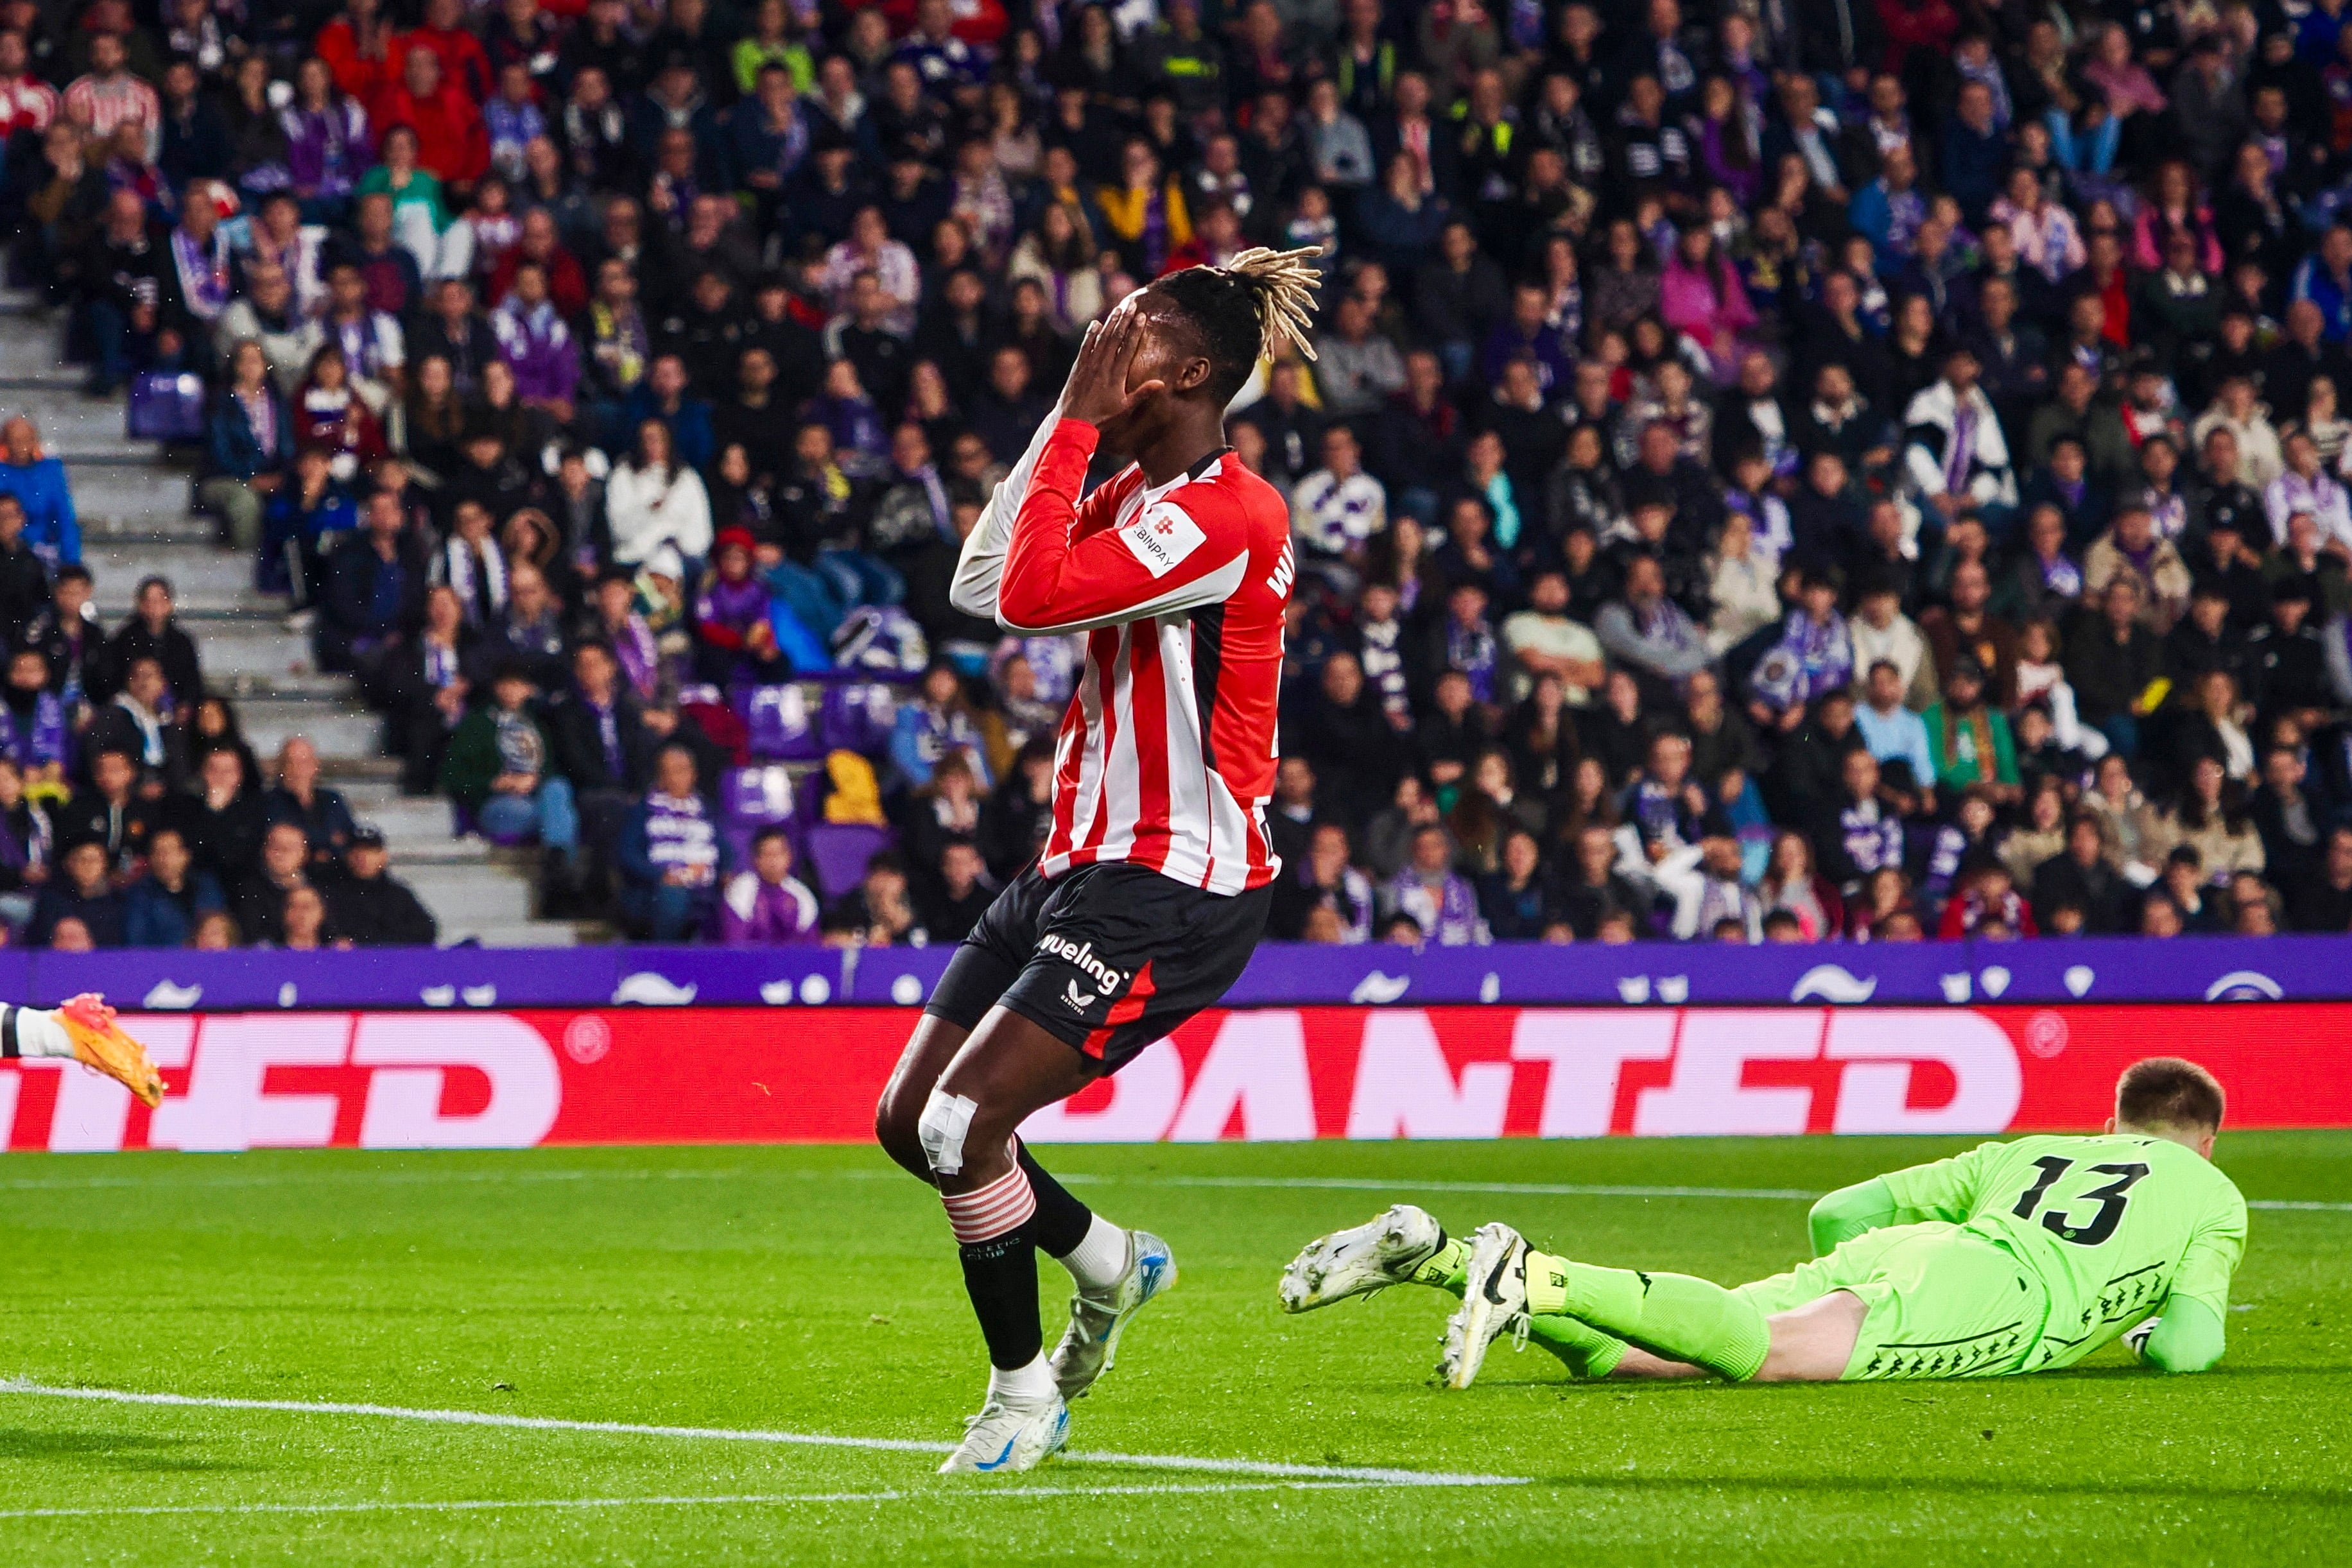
[1522,1314,1629,1379]
[1411,1235,1470,1291]
[1426,1240,1625,1378]
[1523,1250,1770,1381]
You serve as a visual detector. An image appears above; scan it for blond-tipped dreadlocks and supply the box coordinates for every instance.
[1214,245,1324,363]
[1154,246,1326,401]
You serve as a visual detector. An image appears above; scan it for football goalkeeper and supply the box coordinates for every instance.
[0,995,166,1108]
[1280,1057,2243,1388]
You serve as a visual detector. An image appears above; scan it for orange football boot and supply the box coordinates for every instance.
[55,993,165,1108]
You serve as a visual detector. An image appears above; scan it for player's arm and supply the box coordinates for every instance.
[1808,1176,1901,1253]
[2128,1193,2248,1374]
[995,419,1249,634]
[1809,1143,1995,1254]
[2126,1297,2228,1374]
[948,391,1069,621]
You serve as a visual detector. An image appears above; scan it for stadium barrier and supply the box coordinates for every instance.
[5,933,2352,1012]
[6,1003,2349,1152]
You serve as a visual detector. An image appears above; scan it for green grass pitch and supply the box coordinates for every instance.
[1,1132,2347,1564]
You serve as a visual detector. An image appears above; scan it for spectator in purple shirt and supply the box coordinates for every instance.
[1381,823,1486,945]
[718,826,821,943]
[492,259,578,425]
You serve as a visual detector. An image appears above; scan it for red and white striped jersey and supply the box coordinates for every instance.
[976,417,1293,895]
[62,72,159,153]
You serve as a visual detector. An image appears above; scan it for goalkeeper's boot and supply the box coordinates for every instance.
[1278,1204,1451,1313]
[55,994,165,1108]
[1437,1223,1532,1391]
[1050,1229,1176,1402]
[937,1393,1069,1476]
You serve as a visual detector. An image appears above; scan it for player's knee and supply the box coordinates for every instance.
[915,1084,982,1178]
[872,1085,931,1176]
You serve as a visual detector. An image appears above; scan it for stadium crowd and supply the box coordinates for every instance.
[8,0,2352,948]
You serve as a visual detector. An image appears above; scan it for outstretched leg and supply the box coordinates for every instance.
[1442,1224,1868,1389]
[1523,1243,1867,1382]
[1279,1207,1632,1379]
[2,996,165,1107]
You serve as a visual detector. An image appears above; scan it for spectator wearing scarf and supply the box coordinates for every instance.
[618,745,726,940]
[1748,576,1855,726]
[492,262,579,410]
[719,824,822,944]
[1382,824,1487,946]
[1923,658,2019,794]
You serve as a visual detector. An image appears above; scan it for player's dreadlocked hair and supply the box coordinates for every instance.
[1152,246,1324,402]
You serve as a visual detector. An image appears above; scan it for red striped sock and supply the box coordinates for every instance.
[941,1164,1037,1244]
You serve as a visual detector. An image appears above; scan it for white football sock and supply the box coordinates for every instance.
[4,1005,73,1060]
[987,1353,1057,1407]
[1057,1213,1131,1293]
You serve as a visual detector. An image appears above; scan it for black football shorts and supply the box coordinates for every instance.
[925,860,1272,1071]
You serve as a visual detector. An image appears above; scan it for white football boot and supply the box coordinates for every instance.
[1437,1223,1531,1390]
[1277,1204,1448,1313]
[1050,1229,1177,1402]
[937,1394,1070,1475]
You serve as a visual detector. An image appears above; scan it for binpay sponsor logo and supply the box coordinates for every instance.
[1118,502,1207,578]
[1039,932,1125,994]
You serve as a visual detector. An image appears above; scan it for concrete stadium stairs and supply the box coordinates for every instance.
[0,295,598,946]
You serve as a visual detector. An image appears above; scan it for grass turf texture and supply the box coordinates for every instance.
[0,1133,2346,1564]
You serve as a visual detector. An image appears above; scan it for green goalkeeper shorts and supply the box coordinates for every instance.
[1733,1222,2046,1381]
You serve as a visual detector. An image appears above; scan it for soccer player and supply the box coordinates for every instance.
[872,250,1320,1474]
[1281,1058,2244,1388]
[0,994,165,1107]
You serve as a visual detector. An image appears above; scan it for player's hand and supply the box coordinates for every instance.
[1060,303,1165,429]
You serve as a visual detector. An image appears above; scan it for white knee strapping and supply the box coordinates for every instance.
[918,1088,980,1176]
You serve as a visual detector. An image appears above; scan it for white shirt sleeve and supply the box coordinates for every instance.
[949,399,1065,621]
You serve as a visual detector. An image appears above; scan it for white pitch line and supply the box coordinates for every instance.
[1073,1174,1826,1201]
[3,1164,2345,1212]
[0,1169,608,1193]
[0,1479,1409,1524]
[1059,1173,2352,1214]
[0,1383,1524,1490]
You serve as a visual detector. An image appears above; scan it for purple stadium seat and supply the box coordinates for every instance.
[805,822,892,899]
[722,764,799,866]
[737,683,824,761]
[451,800,533,847]
[819,682,900,757]
[126,371,206,441]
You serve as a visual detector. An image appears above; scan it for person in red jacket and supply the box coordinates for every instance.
[487,209,589,320]
[1938,856,2041,938]
[318,0,401,103]
[372,46,490,189]
[397,0,494,105]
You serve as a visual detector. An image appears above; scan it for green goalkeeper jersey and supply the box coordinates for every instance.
[1874,1133,2247,1372]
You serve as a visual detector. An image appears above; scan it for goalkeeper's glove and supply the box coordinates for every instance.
[2123,1314,2161,1361]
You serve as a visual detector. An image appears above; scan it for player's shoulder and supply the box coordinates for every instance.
[1144,452,1290,562]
